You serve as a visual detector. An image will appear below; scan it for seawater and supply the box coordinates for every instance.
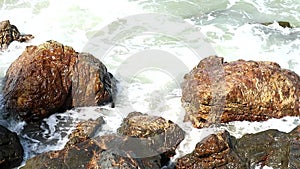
[0,0,300,168]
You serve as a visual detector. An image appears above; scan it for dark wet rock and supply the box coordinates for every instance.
[66,116,105,147]
[182,56,300,128]
[0,125,24,169]
[21,138,102,169]
[3,40,116,122]
[96,135,162,169]
[176,131,244,169]
[0,20,34,50]
[22,134,162,169]
[118,112,185,164]
[22,114,184,169]
[261,21,293,28]
[176,125,300,169]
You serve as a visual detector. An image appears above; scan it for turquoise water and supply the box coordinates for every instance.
[0,0,300,168]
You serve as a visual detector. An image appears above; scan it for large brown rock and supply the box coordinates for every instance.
[21,113,184,169]
[182,56,300,128]
[3,40,116,122]
[0,20,34,50]
[176,125,300,169]
[0,125,24,169]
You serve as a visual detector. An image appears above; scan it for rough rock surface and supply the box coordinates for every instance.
[0,20,34,50]
[182,56,300,128]
[21,113,184,169]
[22,134,162,169]
[72,52,116,107]
[66,116,105,147]
[176,125,300,169]
[0,125,24,169]
[117,112,185,163]
[2,40,116,122]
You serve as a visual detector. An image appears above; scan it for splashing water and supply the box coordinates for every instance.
[0,0,300,168]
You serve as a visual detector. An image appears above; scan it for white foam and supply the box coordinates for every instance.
[1,1,300,169]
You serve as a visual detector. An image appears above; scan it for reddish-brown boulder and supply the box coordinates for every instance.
[3,40,116,122]
[182,56,300,128]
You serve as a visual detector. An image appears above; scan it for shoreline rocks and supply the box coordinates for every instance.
[176,125,300,168]
[117,112,185,165]
[182,56,300,128]
[66,117,105,147]
[0,20,34,50]
[0,18,299,168]
[21,113,185,169]
[2,40,116,122]
[0,125,24,169]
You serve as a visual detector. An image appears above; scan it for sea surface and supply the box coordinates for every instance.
[0,0,300,168]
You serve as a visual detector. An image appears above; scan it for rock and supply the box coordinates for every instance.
[21,138,102,169]
[0,125,24,169]
[22,113,184,169]
[21,135,162,169]
[117,112,185,164]
[3,40,77,122]
[96,135,162,169]
[182,56,300,128]
[261,21,293,28]
[66,116,105,147]
[2,40,116,122]
[176,131,244,169]
[0,20,34,50]
[176,126,300,169]
[72,52,117,108]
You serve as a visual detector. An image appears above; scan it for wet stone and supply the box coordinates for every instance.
[0,125,24,169]
[117,112,185,164]
[22,113,185,169]
[66,116,105,147]
[2,40,117,122]
[0,20,34,50]
[176,125,300,169]
[182,56,300,128]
